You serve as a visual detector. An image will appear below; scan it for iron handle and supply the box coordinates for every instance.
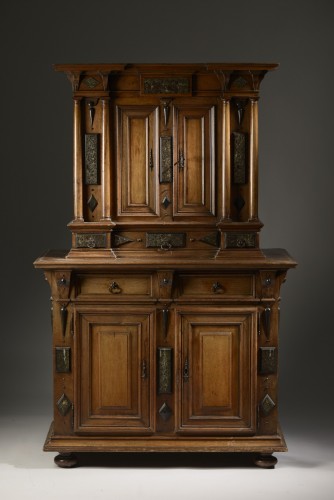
[212,282,224,294]
[149,148,154,170]
[109,281,121,294]
[141,360,148,379]
[183,358,189,381]
[174,149,185,168]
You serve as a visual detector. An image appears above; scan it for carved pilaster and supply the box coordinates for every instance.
[249,98,259,221]
[101,97,112,221]
[73,97,84,221]
[221,98,231,221]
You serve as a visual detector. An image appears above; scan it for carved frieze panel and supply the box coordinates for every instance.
[76,233,106,248]
[142,76,191,95]
[224,232,256,248]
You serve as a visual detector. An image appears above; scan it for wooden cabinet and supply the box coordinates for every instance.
[34,64,297,468]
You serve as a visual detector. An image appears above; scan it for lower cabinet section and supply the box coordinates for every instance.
[36,261,295,468]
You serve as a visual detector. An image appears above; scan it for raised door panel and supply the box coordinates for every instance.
[173,104,215,217]
[75,308,153,434]
[177,309,256,435]
[116,105,159,217]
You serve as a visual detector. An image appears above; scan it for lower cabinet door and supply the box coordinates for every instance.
[177,308,257,435]
[75,307,154,434]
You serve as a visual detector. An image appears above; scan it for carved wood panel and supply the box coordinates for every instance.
[116,105,159,217]
[173,103,216,217]
[178,309,256,434]
[76,309,152,433]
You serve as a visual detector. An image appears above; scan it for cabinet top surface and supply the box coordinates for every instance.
[54,63,279,72]
[34,249,296,270]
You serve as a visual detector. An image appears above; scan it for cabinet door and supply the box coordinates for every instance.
[116,104,159,217]
[75,308,153,434]
[173,103,215,218]
[177,309,256,435]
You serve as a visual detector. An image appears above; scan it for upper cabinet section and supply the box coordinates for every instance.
[54,63,278,258]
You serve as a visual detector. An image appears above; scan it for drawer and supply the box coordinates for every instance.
[76,274,153,298]
[178,274,254,298]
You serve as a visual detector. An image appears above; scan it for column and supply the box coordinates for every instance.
[73,97,84,221]
[101,97,111,221]
[249,98,259,221]
[221,98,231,220]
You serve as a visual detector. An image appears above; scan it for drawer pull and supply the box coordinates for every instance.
[141,360,148,379]
[183,358,189,381]
[212,282,225,294]
[109,281,121,294]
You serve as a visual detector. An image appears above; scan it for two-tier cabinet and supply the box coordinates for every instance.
[34,63,296,468]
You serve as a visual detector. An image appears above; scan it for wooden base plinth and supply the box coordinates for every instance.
[45,422,286,468]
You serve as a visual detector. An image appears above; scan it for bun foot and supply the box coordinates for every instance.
[254,453,278,469]
[54,453,78,468]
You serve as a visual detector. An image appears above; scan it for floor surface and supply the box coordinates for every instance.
[0,415,333,500]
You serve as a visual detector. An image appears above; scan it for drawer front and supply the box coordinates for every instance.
[179,274,254,298]
[76,274,153,298]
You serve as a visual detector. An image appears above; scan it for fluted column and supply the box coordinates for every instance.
[249,98,259,220]
[221,98,231,220]
[73,97,84,221]
[101,97,111,221]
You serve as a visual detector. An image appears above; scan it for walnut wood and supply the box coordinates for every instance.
[35,63,296,469]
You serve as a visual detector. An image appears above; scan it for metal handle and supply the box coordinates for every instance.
[179,149,185,168]
[212,282,224,294]
[141,360,148,379]
[149,149,154,170]
[174,149,185,168]
[109,281,121,294]
[161,242,172,251]
[183,358,189,381]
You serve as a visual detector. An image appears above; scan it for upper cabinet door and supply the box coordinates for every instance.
[116,104,159,218]
[173,102,216,218]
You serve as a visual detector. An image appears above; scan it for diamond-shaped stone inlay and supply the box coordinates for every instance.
[261,394,276,415]
[87,193,98,212]
[234,195,245,212]
[84,76,99,89]
[161,196,171,209]
[199,232,219,247]
[57,393,72,416]
[158,402,172,421]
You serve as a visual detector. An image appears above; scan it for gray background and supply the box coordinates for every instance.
[1,0,334,436]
